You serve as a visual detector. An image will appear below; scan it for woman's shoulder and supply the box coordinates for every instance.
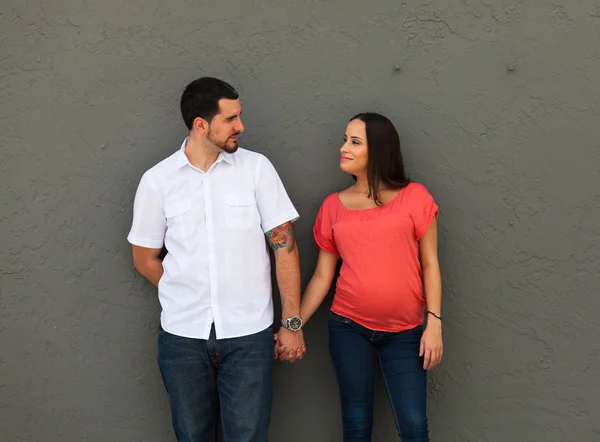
[320,191,341,211]
[322,185,359,210]
[403,181,434,199]
[396,182,436,212]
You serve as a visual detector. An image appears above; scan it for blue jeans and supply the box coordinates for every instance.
[158,324,273,442]
[329,312,429,442]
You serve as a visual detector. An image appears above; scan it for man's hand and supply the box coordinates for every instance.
[274,328,306,363]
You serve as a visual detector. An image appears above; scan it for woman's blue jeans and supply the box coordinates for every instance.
[329,312,429,442]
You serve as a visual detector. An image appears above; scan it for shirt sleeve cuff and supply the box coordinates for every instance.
[127,233,164,249]
[261,209,300,233]
[416,204,439,240]
[314,237,339,256]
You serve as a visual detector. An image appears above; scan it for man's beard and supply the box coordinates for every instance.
[207,129,239,154]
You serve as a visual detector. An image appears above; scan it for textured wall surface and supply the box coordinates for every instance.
[1,0,600,440]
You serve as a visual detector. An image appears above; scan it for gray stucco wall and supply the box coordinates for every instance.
[2,0,600,440]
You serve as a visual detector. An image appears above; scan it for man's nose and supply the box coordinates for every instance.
[236,119,245,133]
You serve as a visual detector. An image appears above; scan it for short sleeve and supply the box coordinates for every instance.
[313,198,339,255]
[409,183,439,240]
[127,171,167,249]
[254,154,300,232]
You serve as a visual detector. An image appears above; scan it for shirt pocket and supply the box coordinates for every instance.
[164,199,193,237]
[224,191,258,230]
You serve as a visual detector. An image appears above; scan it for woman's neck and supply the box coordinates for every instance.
[353,175,369,194]
[354,176,389,195]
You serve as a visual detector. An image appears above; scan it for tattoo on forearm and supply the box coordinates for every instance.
[266,222,296,253]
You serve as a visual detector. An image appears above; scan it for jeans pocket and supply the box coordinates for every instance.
[410,324,424,332]
[400,324,424,341]
[329,312,352,325]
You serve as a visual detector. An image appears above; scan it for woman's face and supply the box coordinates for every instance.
[340,119,368,176]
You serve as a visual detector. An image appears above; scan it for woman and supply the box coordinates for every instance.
[300,113,443,442]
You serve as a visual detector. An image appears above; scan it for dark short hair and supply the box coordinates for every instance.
[350,112,410,205]
[180,77,239,130]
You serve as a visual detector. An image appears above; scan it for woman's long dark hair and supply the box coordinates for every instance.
[350,112,410,205]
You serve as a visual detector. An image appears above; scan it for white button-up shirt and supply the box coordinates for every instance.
[127,139,299,339]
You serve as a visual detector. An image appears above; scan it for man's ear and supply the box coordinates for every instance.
[193,117,209,134]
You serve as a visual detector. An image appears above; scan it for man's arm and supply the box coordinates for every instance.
[265,221,305,363]
[132,245,164,287]
[127,170,167,283]
[266,221,301,318]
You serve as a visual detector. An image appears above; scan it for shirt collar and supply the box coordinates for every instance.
[174,137,235,169]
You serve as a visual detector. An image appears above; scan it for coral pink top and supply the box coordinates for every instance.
[313,182,439,332]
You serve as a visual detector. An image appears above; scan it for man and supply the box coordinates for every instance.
[127,77,305,441]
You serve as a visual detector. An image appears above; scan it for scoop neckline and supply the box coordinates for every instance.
[335,186,406,212]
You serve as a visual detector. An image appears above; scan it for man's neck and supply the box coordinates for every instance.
[184,137,221,172]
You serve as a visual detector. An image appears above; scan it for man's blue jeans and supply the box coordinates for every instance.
[329,312,429,442]
[158,324,273,442]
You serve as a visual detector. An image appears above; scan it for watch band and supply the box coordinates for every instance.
[281,316,302,331]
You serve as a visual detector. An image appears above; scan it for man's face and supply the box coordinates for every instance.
[206,99,245,153]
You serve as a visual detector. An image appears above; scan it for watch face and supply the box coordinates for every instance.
[289,316,302,331]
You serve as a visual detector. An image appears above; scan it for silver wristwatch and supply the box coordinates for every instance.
[281,316,303,332]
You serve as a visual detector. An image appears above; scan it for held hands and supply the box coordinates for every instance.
[273,327,306,363]
[272,318,441,368]
[419,317,443,370]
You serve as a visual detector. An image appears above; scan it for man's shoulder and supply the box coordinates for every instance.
[144,149,181,178]
[231,147,275,173]
[233,147,267,162]
[134,148,182,195]
[152,149,182,172]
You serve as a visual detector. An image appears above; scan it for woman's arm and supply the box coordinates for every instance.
[418,217,443,370]
[300,249,339,325]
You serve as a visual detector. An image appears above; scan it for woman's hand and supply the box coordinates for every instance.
[419,320,443,370]
[273,329,306,363]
